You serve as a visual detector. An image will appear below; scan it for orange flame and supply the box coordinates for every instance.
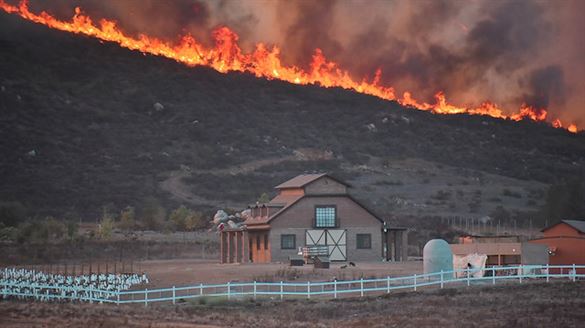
[0,0,579,133]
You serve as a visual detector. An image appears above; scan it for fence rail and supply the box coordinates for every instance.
[2,264,583,306]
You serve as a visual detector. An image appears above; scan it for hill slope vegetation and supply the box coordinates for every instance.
[1,14,584,228]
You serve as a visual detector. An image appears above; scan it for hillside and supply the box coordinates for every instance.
[1,13,584,227]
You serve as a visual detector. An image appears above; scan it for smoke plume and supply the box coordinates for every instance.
[18,0,585,123]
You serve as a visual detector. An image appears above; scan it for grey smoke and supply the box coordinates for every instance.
[19,0,584,123]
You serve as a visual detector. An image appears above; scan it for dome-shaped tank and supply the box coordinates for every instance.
[423,239,453,277]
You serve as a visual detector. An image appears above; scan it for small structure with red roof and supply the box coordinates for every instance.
[529,219,585,273]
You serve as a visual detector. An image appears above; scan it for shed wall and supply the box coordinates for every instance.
[529,237,585,273]
[269,196,382,262]
[304,177,347,195]
[520,243,548,265]
[543,223,582,238]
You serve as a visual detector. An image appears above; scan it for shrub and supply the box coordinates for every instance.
[0,201,27,227]
[503,189,522,198]
[0,224,18,242]
[16,218,66,244]
[431,190,452,201]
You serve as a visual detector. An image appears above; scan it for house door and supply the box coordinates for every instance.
[305,229,347,261]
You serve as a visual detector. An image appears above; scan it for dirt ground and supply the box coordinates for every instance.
[138,259,423,288]
[1,281,583,327]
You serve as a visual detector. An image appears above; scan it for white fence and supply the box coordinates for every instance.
[1,264,583,306]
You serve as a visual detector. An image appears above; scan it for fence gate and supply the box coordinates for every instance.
[305,229,347,261]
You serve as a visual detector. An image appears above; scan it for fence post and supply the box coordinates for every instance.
[519,265,523,284]
[227,282,231,300]
[492,267,495,285]
[144,288,148,307]
[253,281,257,300]
[360,278,364,297]
[334,280,337,298]
[387,276,390,294]
[573,264,576,282]
[466,269,470,287]
[440,270,444,289]
[546,264,549,282]
[414,274,417,291]
[307,281,311,299]
[117,288,120,305]
[280,281,283,300]
[200,283,203,297]
[172,286,176,305]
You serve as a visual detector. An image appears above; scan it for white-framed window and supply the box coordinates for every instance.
[281,234,296,249]
[315,206,337,228]
[356,234,371,249]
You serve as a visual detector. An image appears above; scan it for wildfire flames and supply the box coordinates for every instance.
[0,0,579,133]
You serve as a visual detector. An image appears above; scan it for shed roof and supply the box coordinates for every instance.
[274,173,348,189]
[561,220,585,233]
[542,219,585,233]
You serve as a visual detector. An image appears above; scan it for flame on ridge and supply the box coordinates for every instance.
[0,0,579,133]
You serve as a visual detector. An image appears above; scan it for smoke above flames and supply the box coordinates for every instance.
[3,0,584,127]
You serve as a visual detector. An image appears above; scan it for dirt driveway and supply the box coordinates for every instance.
[138,259,423,288]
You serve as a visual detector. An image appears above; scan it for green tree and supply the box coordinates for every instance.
[44,217,66,241]
[140,198,166,231]
[99,217,114,239]
[257,193,270,204]
[66,221,78,240]
[185,210,206,230]
[17,220,49,244]
[118,206,136,231]
[170,206,206,231]
[170,205,189,231]
[98,205,115,239]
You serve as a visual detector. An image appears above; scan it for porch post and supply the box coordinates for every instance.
[227,231,232,263]
[220,231,225,264]
[234,231,240,263]
[242,230,249,263]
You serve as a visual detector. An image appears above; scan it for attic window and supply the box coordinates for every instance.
[315,206,336,228]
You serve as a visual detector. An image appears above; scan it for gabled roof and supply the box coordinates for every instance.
[542,219,585,233]
[245,193,384,226]
[274,173,349,189]
[561,220,585,233]
[244,194,304,226]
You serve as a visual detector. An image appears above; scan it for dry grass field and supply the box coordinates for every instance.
[1,281,583,327]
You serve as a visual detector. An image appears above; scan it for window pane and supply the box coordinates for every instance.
[281,234,296,249]
[315,206,336,227]
[357,234,371,249]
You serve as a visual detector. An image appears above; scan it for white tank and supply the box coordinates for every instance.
[423,239,453,276]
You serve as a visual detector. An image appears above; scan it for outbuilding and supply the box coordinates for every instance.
[529,219,585,273]
[220,173,408,263]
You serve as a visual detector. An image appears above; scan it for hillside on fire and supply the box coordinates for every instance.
[1,8,585,232]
